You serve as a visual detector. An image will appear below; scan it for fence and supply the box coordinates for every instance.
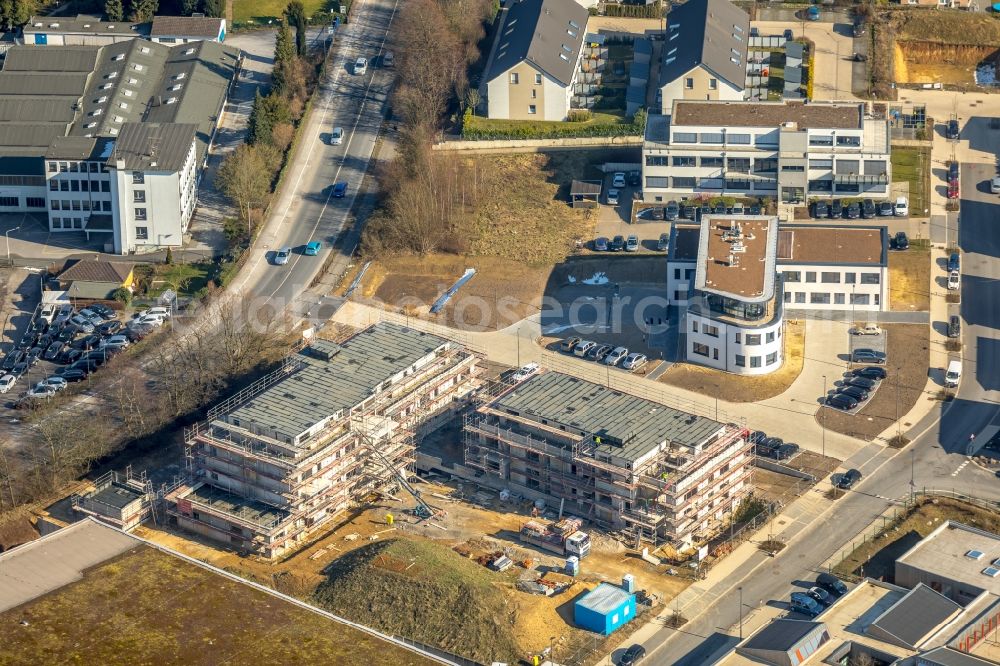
[749,36,787,49]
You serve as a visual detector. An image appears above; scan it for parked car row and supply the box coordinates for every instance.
[560,337,648,372]
[789,573,849,618]
[748,431,800,461]
[593,234,669,253]
[825,366,886,411]
[637,200,763,222]
[0,303,168,405]
[945,250,961,293]
[812,197,907,220]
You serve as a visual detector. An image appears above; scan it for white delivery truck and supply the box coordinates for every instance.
[945,360,962,388]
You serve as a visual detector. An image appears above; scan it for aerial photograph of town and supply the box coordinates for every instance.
[0,0,998,663]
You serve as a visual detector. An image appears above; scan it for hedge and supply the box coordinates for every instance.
[603,1,663,18]
[461,109,646,140]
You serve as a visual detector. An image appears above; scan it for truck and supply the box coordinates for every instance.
[520,518,591,558]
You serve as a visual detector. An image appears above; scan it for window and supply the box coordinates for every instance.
[836,160,860,175]
[735,355,746,367]
[784,271,801,283]
[701,156,723,167]
[534,73,541,84]
[809,135,833,147]
[102,200,111,211]
[49,181,58,191]
[673,156,695,167]
[836,135,861,147]
[673,176,696,188]
[725,178,750,190]
[134,207,147,220]
[71,180,79,192]
[51,200,60,210]
[101,181,110,192]
[0,196,16,206]
[727,133,751,145]
[132,172,144,184]
[60,181,69,192]
[851,293,870,305]
[135,226,148,240]
[745,334,761,346]
[860,273,880,284]
[82,200,91,211]
[766,352,778,365]
[89,162,99,173]
[704,324,719,338]
[784,292,792,303]
[47,162,57,173]
[528,104,536,114]
[134,190,145,203]
[59,162,68,172]
[795,292,806,303]
[673,132,697,143]
[844,272,856,284]
[510,72,519,84]
[709,78,718,90]
[692,342,710,357]
[821,272,841,283]
[834,293,845,305]
[809,158,833,170]
[674,269,681,279]
[646,155,668,166]
[734,332,741,343]
[806,271,817,283]
[71,200,81,211]
[132,63,144,71]
[766,331,775,343]
[700,133,724,144]
[864,160,887,176]
[692,321,699,333]
[781,164,805,172]
[810,292,831,304]
[26,197,44,208]
[61,199,70,209]
[645,176,668,189]
[727,158,751,173]
[531,89,536,99]
[750,356,761,368]
[685,77,694,89]
[713,348,719,360]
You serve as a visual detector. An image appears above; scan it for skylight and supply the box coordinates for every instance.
[968,550,985,560]
[983,566,1000,578]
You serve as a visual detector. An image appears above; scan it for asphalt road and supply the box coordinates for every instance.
[645,165,1000,666]
[231,0,398,319]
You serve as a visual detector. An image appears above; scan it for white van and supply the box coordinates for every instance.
[948,270,961,291]
[39,303,57,325]
[945,360,962,388]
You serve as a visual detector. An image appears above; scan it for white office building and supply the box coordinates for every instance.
[643,100,891,203]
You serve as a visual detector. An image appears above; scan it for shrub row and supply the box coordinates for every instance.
[461,109,645,140]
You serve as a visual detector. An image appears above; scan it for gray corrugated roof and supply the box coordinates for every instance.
[23,14,144,36]
[2,45,99,72]
[228,323,452,442]
[869,584,962,649]
[150,15,224,38]
[487,0,589,87]
[109,122,196,171]
[0,98,78,123]
[0,123,69,150]
[45,135,114,160]
[660,0,749,90]
[0,72,91,96]
[785,66,802,84]
[741,619,824,651]
[917,647,998,666]
[493,372,724,462]
[576,583,632,614]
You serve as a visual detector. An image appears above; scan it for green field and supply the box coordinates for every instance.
[891,146,931,216]
[233,0,334,25]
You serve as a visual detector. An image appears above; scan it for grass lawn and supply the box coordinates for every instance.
[658,321,805,402]
[833,498,1000,581]
[151,261,215,297]
[888,242,930,311]
[463,109,631,134]
[816,323,929,441]
[891,146,931,216]
[233,0,332,24]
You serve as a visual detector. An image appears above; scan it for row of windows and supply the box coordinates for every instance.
[783,271,880,285]
[0,196,47,207]
[683,77,720,91]
[51,199,112,212]
[692,342,780,368]
[647,176,778,191]
[51,217,85,229]
[646,155,887,176]
[49,179,111,193]
[47,161,109,174]
[691,321,780,345]
[784,291,879,305]
[509,72,544,85]
[0,175,44,187]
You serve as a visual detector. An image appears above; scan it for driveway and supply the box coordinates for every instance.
[753,20,856,101]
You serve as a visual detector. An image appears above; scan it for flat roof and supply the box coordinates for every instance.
[672,100,863,130]
[868,583,962,649]
[696,216,777,302]
[150,15,224,38]
[576,582,633,614]
[185,482,291,528]
[897,521,1000,599]
[86,481,144,510]
[671,223,701,261]
[24,14,143,35]
[492,372,725,463]
[111,122,196,172]
[228,323,452,442]
[0,519,441,665]
[777,225,886,266]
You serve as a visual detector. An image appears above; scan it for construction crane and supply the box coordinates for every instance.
[354,428,438,520]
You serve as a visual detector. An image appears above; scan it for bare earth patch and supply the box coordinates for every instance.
[657,321,805,402]
[888,246,930,311]
[816,323,930,441]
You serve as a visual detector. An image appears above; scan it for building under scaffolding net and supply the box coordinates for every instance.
[464,372,753,549]
[168,322,483,559]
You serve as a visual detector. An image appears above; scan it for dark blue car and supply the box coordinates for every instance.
[333,182,347,198]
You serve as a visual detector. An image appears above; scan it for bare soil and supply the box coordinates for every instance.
[657,321,805,402]
[816,323,930,441]
[888,247,930,311]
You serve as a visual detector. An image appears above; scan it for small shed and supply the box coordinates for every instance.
[574,583,636,635]
[58,258,135,301]
[736,619,830,666]
[626,84,646,117]
[570,180,602,208]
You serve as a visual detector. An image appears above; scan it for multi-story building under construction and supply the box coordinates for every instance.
[464,372,753,549]
[168,322,482,558]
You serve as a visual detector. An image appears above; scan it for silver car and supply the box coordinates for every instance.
[274,247,292,265]
[605,347,628,366]
[622,353,648,371]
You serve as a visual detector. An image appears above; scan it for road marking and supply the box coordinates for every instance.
[952,459,972,477]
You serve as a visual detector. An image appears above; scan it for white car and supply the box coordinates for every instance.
[145,306,171,319]
[331,127,344,145]
[853,324,882,336]
[606,189,620,205]
[354,57,368,75]
[948,270,960,290]
[41,376,67,391]
[894,196,908,217]
[622,353,648,371]
[612,172,626,188]
[135,314,165,327]
[991,176,1000,194]
[0,374,15,394]
[274,247,292,265]
[605,347,628,366]
[26,384,55,399]
[511,363,539,383]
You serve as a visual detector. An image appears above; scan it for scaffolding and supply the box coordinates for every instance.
[72,467,153,532]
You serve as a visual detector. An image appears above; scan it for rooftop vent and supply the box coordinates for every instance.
[107,24,115,29]
[311,343,341,361]
[184,47,195,55]
[166,97,177,104]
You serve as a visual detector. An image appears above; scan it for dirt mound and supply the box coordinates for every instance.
[897,9,1000,47]
[313,538,520,664]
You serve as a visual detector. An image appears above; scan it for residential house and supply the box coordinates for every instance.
[484,0,589,121]
[57,258,134,300]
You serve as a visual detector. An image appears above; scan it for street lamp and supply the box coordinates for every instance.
[738,586,744,640]
[821,375,827,458]
[5,225,21,265]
